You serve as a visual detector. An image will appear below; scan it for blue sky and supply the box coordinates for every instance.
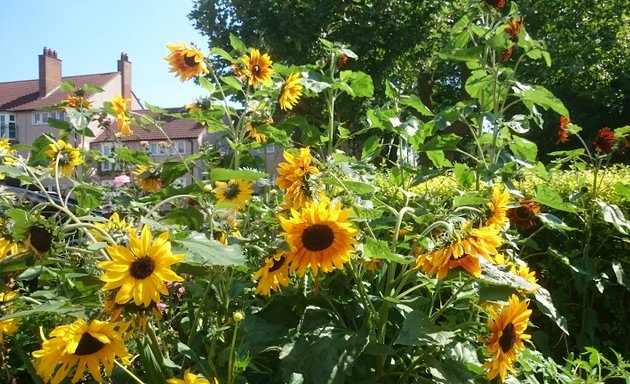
[0,0,209,107]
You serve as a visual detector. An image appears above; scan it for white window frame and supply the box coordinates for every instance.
[149,141,186,155]
[32,111,66,125]
[0,113,16,139]
[101,142,114,172]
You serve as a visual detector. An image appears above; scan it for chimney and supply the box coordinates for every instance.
[117,52,132,100]
[39,47,62,98]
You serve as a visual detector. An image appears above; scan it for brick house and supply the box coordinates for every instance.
[0,47,142,149]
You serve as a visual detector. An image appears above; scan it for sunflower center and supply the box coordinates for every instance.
[515,206,531,220]
[183,54,198,68]
[74,332,106,356]
[252,64,261,76]
[499,322,517,352]
[58,151,71,166]
[130,256,155,279]
[301,224,334,252]
[269,256,286,272]
[224,184,241,200]
[29,226,53,253]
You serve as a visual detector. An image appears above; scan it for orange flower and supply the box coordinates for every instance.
[505,17,524,42]
[593,127,616,154]
[507,198,541,231]
[556,116,571,144]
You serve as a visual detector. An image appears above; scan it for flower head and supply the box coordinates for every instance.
[276,148,320,210]
[27,223,54,257]
[0,217,21,260]
[510,264,539,293]
[167,369,218,384]
[133,165,162,192]
[114,174,131,186]
[63,95,92,110]
[279,72,303,111]
[241,48,273,88]
[556,116,571,144]
[247,123,267,144]
[99,225,185,307]
[0,139,16,180]
[110,94,133,137]
[593,127,616,154]
[505,17,524,42]
[91,212,134,243]
[280,197,358,277]
[482,295,532,382]
[166,42,210,82]
[507,198,541,231]
[252,251,292,296]
[484,0,506,9]
[485,186,510,228]
[416,222,503,280]
[32,319,131,384]
[45,139,83,177]
[214,179,254,209]
[0,290,19,344]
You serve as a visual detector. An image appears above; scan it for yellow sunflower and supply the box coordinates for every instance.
[416,222,503,280]
[0,218,21,260]
[99,225,185,307]
[63,95,92,110]
[166,42,210,82]
[32,319,131,384]
[247,123,267,144]
[241,48,273,88]
[485,186,510,228]
[91,212,134,243]
[482,294,532,383]
[45,139,83,177]
[252,251,292,296]
[279,72,303,111]
[275,148,320,210]
[110,94,133,137]
[0,138,16,180]
[168,369,218,384]
[280,197,358,277]
[0,290,19,344]
[510,264,539,293]
[214,179,254,209]
[133,165,162,192]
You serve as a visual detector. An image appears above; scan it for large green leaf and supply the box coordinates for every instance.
[534,287,569,335]
[416,133,461,151]
[176,231,246,267]
[363,238,412,264]
[399,94,433,116]
[509,136,538,162]
[533,185,577,213]
[514,83,569,117]
[597,201,630,234]
[339,70,374,98]
[395,309,456,347]
[279,306,369,384]
[210,168,268,181]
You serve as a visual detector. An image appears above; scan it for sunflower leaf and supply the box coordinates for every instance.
[363,238,412,264]
[176,232,246,267]
[210,167,268,181]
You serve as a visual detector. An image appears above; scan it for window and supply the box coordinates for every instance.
[0,114,16,139]
[101,142,114,172]
[252,143,276,155]
[32,111,66,125]
[149,141,186,155]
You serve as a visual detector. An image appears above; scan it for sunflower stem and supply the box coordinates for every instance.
[13,342,44,384]
[147,322,172,378]
[140,194,197,230]
[227,321,240,384]
[114,359,145,384]
[430,278,473,322]
[187,278,214,348]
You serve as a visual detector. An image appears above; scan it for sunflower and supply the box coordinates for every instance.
[481,294,532,383]
[279,72,303,111]
[593,127,616,154]
[484,0,506,9]
[280,197,358,277]
[276,148,320,210]
[214,179,254,209]
[247,123,267,144]
[27,224,54,257]
[99,225,185,307]
[168,369,218,384]
[110,94,133,137]
[133,165,162,192]
[103,293,164,333]
[63,95,92,110]
[45,139,83,177]
[0,218,21,260]
[252,251,292,296]
[507,198,541,231]
[556,116,571,144]
[32,319,131,384]
[485,186,510,228]
[0,290,19,344]
[505,17,523,42]
[0,138,16,180]
[416,222,503,279]
[510,264,539,293]
[241,48,273,88]
[165,42,210,82]
[91,212,134,243]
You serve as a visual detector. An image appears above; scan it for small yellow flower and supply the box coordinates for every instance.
[214,179,254,209]
[133,165,162,193]
[279,72,303,111]
[167,369,218,384]
[252,252,292,296]
[111,94,133,137]
[0,139,16,180]
[91,212,134,242]
[166,42,210,82]
[485,186,510,228]
[246,123,267,144]
[45,139,83,177]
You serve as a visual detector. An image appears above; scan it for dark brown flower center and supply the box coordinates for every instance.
[252,64,261,76]
[301,224,334,252]
[58,151,70,166]
[499,322,517,353]
[29,226,53,253]
[224,184,241,200]
[515,206,532,220]
[130,256,155,279]
[74,332,106,356]
[183,53,198,68]
[269,256,286,272]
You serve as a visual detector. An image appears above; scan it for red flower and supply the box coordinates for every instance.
[593,127,616,154]
[507,198,541,231]
[337,54,348,69]
[501,48,513,62]
[556,115,571,144]
[505,17,524,42]
[485,0,506,9]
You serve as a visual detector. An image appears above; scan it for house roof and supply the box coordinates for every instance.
[92,110,205,144]
[0,73,119,111]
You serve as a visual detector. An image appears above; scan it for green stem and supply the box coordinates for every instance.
[13,342,44,384]
[187,278,214,347]
[140,194,197,229]
[114,360,145,384]
[430,278,473,322]
[347,259,378,321]
[147,322,171,377]
[228,322,239,384]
